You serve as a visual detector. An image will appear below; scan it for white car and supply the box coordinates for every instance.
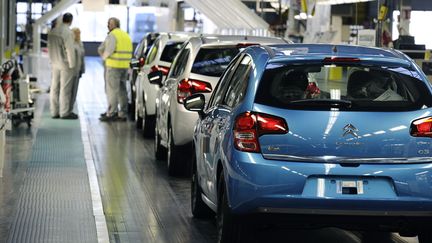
[135,32,197,136]
[150,35,290,175]
[128,32,159,117]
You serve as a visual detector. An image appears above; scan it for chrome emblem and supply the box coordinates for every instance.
[342,124,359,138]
[267,145,280,152]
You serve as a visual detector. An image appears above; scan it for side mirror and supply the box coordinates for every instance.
[148,70,163,86]
[184,94,205,117]
[130,58,140,69]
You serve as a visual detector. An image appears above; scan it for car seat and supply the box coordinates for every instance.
[346,70,373,99]
[348,69,401,100]
[276,70,309,100]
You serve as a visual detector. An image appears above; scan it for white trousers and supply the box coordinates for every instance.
[50,67,74,117]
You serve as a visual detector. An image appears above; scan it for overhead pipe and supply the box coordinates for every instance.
[195,0,240,28]
[199,0,245,29]
[185,0,268,31]
[184,0,232,28]
[222,0,269,29]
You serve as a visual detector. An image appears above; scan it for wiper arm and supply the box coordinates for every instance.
[289,99,352,108]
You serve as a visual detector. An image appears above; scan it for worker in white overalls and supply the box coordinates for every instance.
[48,13,77,119]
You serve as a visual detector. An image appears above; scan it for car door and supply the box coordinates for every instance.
[137,38,159,115]
[198,55,242,201]
[159,44,191,147]
[207,55,254,200]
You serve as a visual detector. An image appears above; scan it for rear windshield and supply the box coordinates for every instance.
[191,47,240,77]
[255,63,432,111]
[160,41,184,63]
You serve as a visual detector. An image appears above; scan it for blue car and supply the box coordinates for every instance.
[184,44,432,243]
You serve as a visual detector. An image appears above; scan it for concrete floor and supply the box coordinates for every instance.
[0,57,421,243]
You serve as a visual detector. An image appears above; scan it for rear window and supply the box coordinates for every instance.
[160,41,184,63]
[255,63,432,111]
[191,47,240,77]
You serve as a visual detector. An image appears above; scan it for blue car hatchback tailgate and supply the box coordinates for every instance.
[255,104,432,163]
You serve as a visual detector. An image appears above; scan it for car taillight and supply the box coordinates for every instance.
[177,79,212,104]
[139,57,145,67]
[323,57,360,63]
[411,117,432,137]
[236,43,259,48]
[234,112,288,153]
[151,65,170,75]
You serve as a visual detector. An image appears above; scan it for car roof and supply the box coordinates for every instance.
[157,32,199,42]
[267,44,406,59]
[186,35,289,49]
[200,34,290,44]
[247,44,414,68]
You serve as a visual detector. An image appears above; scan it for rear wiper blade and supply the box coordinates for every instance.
[289,99,352,108]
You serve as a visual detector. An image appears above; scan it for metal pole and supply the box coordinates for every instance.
[261,0,264,17]
[375,0,388,47]
[376,0,383,47]
[126,6,130,34]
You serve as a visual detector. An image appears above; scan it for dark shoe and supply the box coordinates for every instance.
[52,115,60,119]
[100,112,117,118]
[61,113,78,119]
[116,116,127,122]
[99,115,117,122]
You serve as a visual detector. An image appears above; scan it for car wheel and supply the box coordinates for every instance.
[191,151,214,219]
[154,118,166,160]
[141,103,154,138]
[217,173,245,243]
[129,80,136,119]
[418,231,432,243]
[167,126,181,176]
[135,96,142,129]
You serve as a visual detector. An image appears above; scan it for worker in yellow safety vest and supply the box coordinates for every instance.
[98,17,132,122]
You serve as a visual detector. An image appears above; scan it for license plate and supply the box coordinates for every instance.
[337,180,364,194]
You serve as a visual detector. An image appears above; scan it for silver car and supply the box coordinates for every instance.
[150,35,290,175]
[135,32,197,136]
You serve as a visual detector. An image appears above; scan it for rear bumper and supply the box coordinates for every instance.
[232,212,432,232]
[225,151,432,217]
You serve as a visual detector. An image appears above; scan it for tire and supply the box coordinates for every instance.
[141,103,154,138]
[217,173,245,243]
[418,231,432,243]
[167,126,181,176]
[129,82,136,120]
[154,119,166,160]
[191,151,214,219]
[135,96,143,129]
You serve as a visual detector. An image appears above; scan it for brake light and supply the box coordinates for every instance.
[139,57,145,67]
[411,117,432,137]
[323,57,360,63]
[236,43,259,48]
[151,65,170,75]
[234,112,288,153]
[177,79,212,103]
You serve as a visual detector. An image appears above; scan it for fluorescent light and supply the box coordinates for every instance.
[373,130,386,135]
[317,0,374,5]
[389,125,407,132]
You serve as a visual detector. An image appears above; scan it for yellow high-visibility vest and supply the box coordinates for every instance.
[106,28,132,69]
